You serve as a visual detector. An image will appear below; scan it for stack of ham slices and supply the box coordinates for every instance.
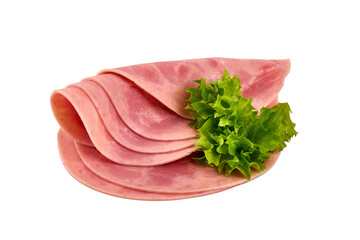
[51,58,290,200]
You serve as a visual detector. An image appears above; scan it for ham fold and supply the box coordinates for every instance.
[51,57,291,200]
[76,139,279,194]
[51,87,199,166]
[73,79,198,153]
[58,130,228,201]
[86,73,197,140]
[100,58,290,119]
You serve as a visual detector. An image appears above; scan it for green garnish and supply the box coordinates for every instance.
[185,70,297,179]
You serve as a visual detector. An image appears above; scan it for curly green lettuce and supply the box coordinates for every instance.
[185,70,297,179]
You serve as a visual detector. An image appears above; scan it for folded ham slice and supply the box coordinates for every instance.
[76,139,280,194]
[58,130,228,201]
[51,58,291,200]
[88,73,197,140]
[51,87,199,166]
[72,79,197,153]
[100,58,290,119]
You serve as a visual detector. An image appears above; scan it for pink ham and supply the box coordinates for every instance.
[72,79,198,153]
[100,58,290,119]
[58,129,228,201]
[88,73,197,140]
[76,139,280,194]
[267,96,279,108]
[51,87,199,166]
[51,58,291,200]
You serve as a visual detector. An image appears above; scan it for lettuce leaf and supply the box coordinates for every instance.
[185,70,297,179]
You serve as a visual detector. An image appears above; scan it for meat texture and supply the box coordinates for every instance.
[100,58,290,118]
[51,87,199,166]
[51,58,290,200]
[86,73,197,140]
[58,130,228,201]
[72,79,198,153]
[76,140,280,194]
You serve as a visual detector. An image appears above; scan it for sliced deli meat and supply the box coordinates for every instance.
[51,87,199,166]
[76,140,280,194]
[73,79,198,153]
[51,58,292,200]
[100,58,290,119]
[267,96,279,108]
[88,73,197,140]
[58,130,228,201]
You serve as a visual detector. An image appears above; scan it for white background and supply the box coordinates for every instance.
[1,0,359,239]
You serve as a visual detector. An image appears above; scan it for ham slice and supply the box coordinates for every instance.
[51,87,199,166]
[88,73,197,140]
[76,135,280,194]
[267,96,279,108]
[58,129,228,201]
[100,58,290,119]
[51,58,291,200]
[72,79,198,153]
